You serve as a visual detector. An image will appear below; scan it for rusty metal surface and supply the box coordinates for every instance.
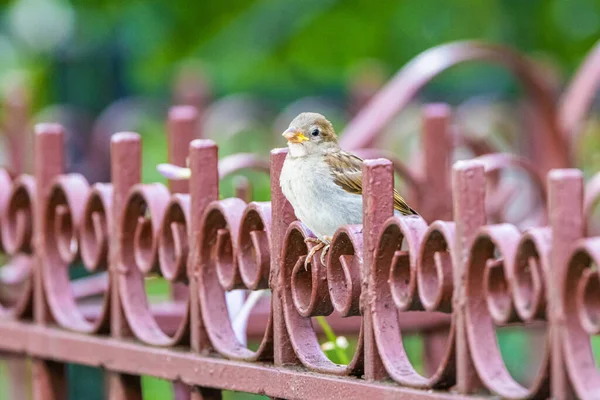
[0,41,600,400]
[0,320,476,400]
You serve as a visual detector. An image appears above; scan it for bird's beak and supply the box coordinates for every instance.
[282,129,309,143]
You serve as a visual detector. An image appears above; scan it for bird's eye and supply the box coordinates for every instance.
[311,128,320,137]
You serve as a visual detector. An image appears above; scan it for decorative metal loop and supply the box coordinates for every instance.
[339,41,568,175]
[326,225,363,317]
[511,228,550,322]
[465,224,550,399]
[416,221,455,313]
[376,215,428,312]
[80,183,112,273]
[119,183,187,346]
[238,202,271,290]
[562,239,600,399]
[158,194,190,283]
[281,221,364,376]
[42,174,111,333]
[289,223,332,318]
[197,198,273,361]
[0,170,33,318]
[559,39,600,144]
[2,175,35,255]
[372,215,454,388]
[577,268,600,335]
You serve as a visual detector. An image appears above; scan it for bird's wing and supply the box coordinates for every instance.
[324,151,417,216]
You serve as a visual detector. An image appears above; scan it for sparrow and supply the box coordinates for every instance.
[279,112,418,269]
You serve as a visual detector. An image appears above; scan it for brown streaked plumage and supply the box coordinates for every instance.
[324,151,417,216]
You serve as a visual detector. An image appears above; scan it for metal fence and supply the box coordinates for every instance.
[0,40,599,400]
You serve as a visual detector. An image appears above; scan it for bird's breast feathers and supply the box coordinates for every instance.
[280,155,363,238]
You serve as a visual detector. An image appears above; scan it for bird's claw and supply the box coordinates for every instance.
[304,237,322,244]
[320,244,330,265]
[304,236,333,270]
[304,242,325,270]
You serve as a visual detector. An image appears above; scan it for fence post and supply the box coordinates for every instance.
[108,132,142,400]
[2,85,30,400]
[188,139,223,400]
[189,139,218,353]
[421,103,453,222]
[451,160,486,393]
[548,169,583,399]
[168,106,197,399]
[168,106,196,195]
[167,106,196,301]
[362,159,393,380]
[32,124,67,400]
[420,103,453,376]
[269,148,299,366]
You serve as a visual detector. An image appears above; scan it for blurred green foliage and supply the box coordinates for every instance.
[0,0,598,112]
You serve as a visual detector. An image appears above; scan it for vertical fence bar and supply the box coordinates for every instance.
[362,159,393,380]
[108,132,143,400]
[420,103,453,376]
[4,85,29,174]
[4,90,32,400]
[189,139,222,400]
[452,160,486,393]
[168,106,197,194]
[32,124,67,400]
[168,106,198,399]
[270,148,298,366]
[421,103,453,222]
[234,176,252,202]
[167,107,197,301]
[548,169,583,400]
[189,139,218,353]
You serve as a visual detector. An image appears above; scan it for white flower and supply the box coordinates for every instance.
[157,164,191,180]
[335,336,349,349]
[321,341,335,351]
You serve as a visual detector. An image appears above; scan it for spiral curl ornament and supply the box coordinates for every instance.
[281,221,364,376]
[326,225,363,317]
[371,216,455,388]
[0,170,33,318]
[562,239,600,398]
[465,224,550,399]
[416,221,455,313]
[237,202,271,290]
[42,174,111,333]
[2,175,35,255]
[158,194,190,283]
[197,198,273,361]
[119,183,189,346]
[80,183,113,273]
[511,228,550,322]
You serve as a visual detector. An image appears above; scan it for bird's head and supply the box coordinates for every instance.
[282,112,339,157]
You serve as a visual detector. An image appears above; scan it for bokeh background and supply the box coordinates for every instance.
[0,0,598,399]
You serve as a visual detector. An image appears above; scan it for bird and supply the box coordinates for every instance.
[279,112,418,269]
